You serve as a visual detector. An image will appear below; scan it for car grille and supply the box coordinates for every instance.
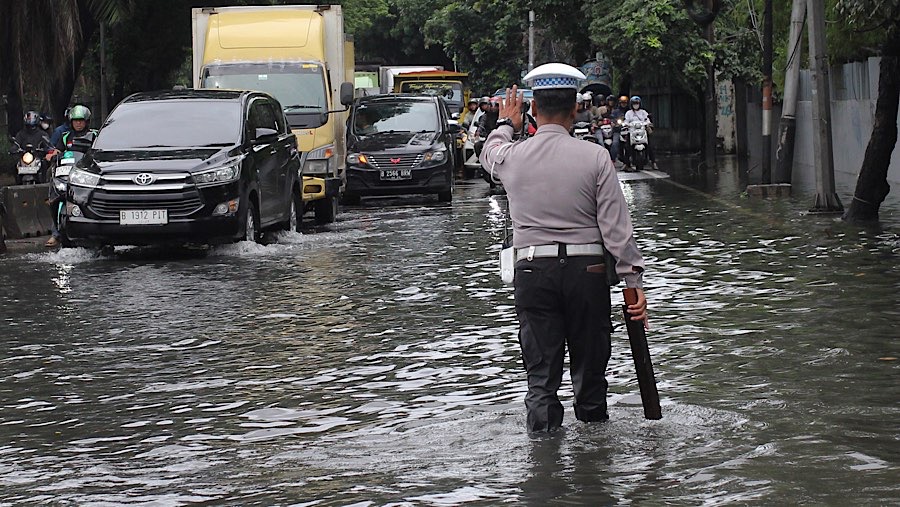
[87,172,204,218]
[368,153,424,170]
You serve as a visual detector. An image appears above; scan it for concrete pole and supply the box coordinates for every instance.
[774,0,805,184]
[100,24,108,123]
[806,0,843,212]
[528,10,535,72]
[761,0,773,184]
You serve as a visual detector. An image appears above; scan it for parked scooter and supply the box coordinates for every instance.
[625,119,652,171]
[9,139,52,185]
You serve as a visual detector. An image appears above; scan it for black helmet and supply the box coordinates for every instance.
[606,94,616,102]
[24,111,40,128]
[40,112,53,123]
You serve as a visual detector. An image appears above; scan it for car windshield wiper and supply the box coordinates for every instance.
[284,104,323,111]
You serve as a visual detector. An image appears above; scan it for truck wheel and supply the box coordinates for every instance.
[243,199,260,243]
[314,196,338,225]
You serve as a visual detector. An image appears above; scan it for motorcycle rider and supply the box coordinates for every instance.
[45,105,97,248]
[39,113,54,136]
[574,92,593,124]
[608,96,629,167]
[624,96,656,169]
[461,98,479,129]
[13,111,52,152]
[50,107,73,148]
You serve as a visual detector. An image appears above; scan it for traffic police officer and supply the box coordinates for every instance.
[480,63,648,432]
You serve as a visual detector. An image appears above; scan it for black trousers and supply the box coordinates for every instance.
[514,252,612,432]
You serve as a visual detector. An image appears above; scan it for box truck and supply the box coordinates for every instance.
[192,5,353,224]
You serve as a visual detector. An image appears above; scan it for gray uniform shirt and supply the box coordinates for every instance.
[480,123,645,288]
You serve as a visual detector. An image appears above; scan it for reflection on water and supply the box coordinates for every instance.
[0,159,897,504]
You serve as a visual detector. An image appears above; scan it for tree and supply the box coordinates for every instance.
[838,0,900,223]
[0,0,130,134]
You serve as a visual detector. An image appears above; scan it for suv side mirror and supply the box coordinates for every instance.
[253,127,278,143]
[447,122,462,134]
[340,82,354,107]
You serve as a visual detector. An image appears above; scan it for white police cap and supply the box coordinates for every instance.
[523,63,586,90]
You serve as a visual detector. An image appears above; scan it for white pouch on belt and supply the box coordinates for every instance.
[499,234,514,285]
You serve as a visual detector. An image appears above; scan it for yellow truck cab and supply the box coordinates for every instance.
[391,70,470,115]
[192,5,353,224]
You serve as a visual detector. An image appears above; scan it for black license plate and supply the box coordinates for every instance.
[379,169,412,181]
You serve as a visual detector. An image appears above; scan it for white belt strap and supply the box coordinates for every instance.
[515,243,603,261]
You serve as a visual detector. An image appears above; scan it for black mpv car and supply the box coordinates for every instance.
[345,94,459,203]
[64,89,302,247]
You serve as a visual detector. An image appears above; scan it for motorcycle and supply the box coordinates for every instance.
[625,119,652,172]
[598,118,614,151]
[50,137,92,246]
[9,139,52,185]
[573,121,598,143]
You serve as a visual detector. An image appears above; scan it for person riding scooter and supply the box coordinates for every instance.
[623,96,657,170]
[14,111,51,152]
[45,105,97,248]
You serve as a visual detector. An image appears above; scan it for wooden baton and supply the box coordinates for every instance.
[622,288,662,420]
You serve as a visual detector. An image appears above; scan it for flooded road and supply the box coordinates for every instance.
[1,159,897,505]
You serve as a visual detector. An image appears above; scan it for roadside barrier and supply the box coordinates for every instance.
[0,184,54,239]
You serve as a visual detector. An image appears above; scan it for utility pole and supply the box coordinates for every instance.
[774,0,806,185]
[807,0,843,212]
[528,10,535,72]
[100,23,108,123]
[761,0,773,184]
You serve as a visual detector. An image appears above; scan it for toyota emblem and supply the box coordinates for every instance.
[390,157,401,164]
[133,173,154,186]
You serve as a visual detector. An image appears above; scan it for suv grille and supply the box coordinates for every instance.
[87,172,204,218]
[368,153,424,170]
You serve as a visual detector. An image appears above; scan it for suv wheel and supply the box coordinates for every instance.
[244,200,260,243]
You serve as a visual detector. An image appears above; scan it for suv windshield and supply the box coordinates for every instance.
[202,62,327,128]
[94,100,241,150]
[353,100,439,136]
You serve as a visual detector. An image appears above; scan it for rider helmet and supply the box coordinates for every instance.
[630,96,641,109]
[479,96,490,105]
[69,105,91,122]
[468,97,478,105]
[606,94,616,103]
[581,91,592,103]
[23,111,41,129]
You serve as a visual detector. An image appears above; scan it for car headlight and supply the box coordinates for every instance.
[69,168,100,188]
[346,153,369,166]
[423,148,447,163]
[193,164,240,186]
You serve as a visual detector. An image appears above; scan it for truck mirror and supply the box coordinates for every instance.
[340,82,354,107]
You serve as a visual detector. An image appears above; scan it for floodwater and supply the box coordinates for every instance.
[0,158,897,505]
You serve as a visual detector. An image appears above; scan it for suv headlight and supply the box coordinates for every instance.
[193,164,240,186]
[69,168,100,188]
[423,148,447,164]
[346,153,369,166]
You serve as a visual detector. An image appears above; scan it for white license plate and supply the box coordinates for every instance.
[18,166,40,175]
[56,166,73,177]
[380,169,412,181]
[119,209,168,225]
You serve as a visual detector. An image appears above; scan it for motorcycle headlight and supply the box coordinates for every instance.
[423,148,446,163]
[193,164,240,186]
[22,152,34,164]
[69,168,100,188]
